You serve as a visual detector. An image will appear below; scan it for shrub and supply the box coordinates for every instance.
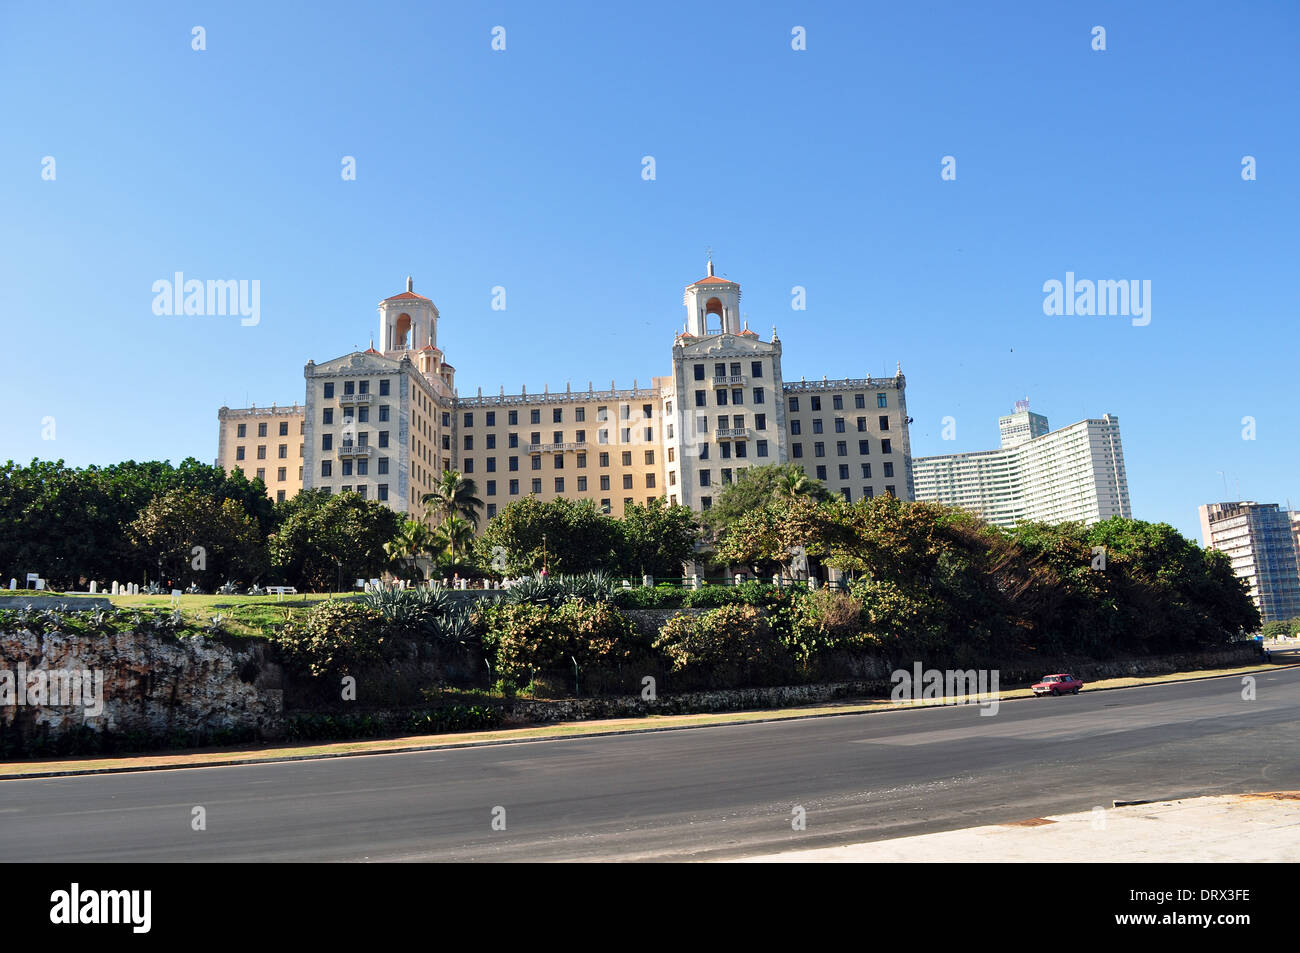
[653,604,788,679]
[362,585,451,638]
[610,585,684,610]
[274,600,389,677]
[485,597,637,682]
[788,589,866,661]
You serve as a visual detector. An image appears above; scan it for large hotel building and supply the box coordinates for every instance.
[912,401,1132,529]
[217,263,916,521]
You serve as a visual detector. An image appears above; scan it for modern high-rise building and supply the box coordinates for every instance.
[1198,501,1300,625]
[912,404,1131,529]
[216,262,916,520]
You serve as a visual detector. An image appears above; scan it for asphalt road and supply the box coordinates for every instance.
[3,666,1298,861]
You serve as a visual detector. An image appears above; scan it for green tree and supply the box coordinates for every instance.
[476,497,620,576]
[269,490,403,590]
[127,489,268,585]
[422,470,484,529]
[702,463,830,535]
[616,499,700,578]
[384,519,434,582]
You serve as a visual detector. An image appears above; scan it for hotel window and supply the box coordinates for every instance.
[840,487,851,501]
[597,406,608,421]
[379,405,389,422]
[667,424,674,439]
[813,419,823,434]
[694,364,705,381]
[753,387,765,404]
[862,463,871,478]
[599,452,609,466]
[885,485,896,497]
[598,429,609,444]
[699,470,711,487]
[577,453,587,467]
[811,396,821,411]
[751,361,763,378]
[258,422,268,437]
[645,427,653,441]
[667,447,675,463]
[486,434,496,449]
[877,393,888,408]
[236,446,245,461]
[857,417,867,432]
[855,394,865,409]
[669,471,677,485]
[600,475,611,491]
[881,439,892,454]
[256,468,265,480]
[838,464,849,480]
[323,383,334,399]
[859,439,869,454]
[816,466,827,480]
[277,489,286,503]
[463,459,473,473]
[735,442,747,458]
[321,460,332,477]
[464,435,473,450]
[464,412,474,427]
[530,478,541,494]
[531,456,541,471]
[753,413,766,430]
[342,460,352,477]
[646,473,656,488]
[621,428,631,442]
[378,484,388,501]
[644,450,655,465]
[509,410,518,425]
[621,451,632,466]
[509,479,519,495]
[530,409,541,425]
[531,431,541,446]
[485,457,496,472]
[833,395,843,411]
[731,389,743,405]
[623,474,633,489]
[555,478,565,493]
[278,466,287,481]
[791,420,801,435]
[359,381,368,395]
[879,415,890,430]
[792,443,803,458]
[486,411,495,426]
[620,404,631,420]
[379,431,389,448]
[553,408,563,423]
[340,485,351,493]
[380,379,390,396]
[298,466,303,479]
[699,443,709,460]
[486,480,497,495]
[486,502,496,518]
[442,412,450,427]
[720,442,731,459]
[575,407,585,422]
[700,496,712,510]
[695,390,706,407]
[863,486,874,499]
[357,459,368,476]
[643,403,653,419]
[837,441,847,456]
[883,462,895,478]
[575,429,585,443]
[257,445,267,459]
[509,456,518,471]
[279,421,289,436]
[237,423,247,438]
[835,418,846,433]
[721,468,732,485]
[577,476,588,491]
[600,499,611,513]
[378,457,388,475]
[716,390,728,406]
[757,440,769,457]
[279,444,288,458]
[665,400,672,414]
[344,381,354,396]
[442,435,450,450]
[554,455,563,469]
[509,433,518,448]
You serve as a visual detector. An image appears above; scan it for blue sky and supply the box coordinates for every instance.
[1,1,1296,542]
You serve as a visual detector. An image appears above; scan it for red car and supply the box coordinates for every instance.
[1032,673,1083,696]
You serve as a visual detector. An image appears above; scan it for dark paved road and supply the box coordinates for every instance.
[3,667,1297,861]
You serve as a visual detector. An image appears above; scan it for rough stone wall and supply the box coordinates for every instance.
[0,628,283,742]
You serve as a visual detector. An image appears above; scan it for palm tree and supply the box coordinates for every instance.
[384,520,433,581]
[431,513,476,563]
[421,470,484,529]
[774,467,814,500]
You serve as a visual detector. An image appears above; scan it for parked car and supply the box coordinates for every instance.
[1032,673,1083,696]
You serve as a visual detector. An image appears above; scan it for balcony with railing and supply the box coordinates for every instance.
[528,441,589,454]
[338,392,373,406]
[712,375,745,387]
[715,427,749,440]
[337,442,374,458]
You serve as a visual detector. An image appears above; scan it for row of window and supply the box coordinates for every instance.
[479,474,657,496]
[319,483,390,501]
[694,387,765,408]
[235,466,303,483]
[320,432,390,450]
[461,428,655,450]
[788,393,889,412]
[322,406,390,425]
[791,438,894,459]
[234,444,302,461]
[235,420,303,438]
[322,379,392,398]
[790,416,890,435]
[320,457,392,477]
[459,404,656,428]
[461,449,657,474]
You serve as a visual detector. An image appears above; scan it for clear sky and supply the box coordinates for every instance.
[1,1,1296,542]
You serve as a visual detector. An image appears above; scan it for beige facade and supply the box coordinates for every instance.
[218,264,916,525]
[216,404,306,502]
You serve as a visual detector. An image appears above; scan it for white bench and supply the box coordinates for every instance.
[266,586,298,601]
